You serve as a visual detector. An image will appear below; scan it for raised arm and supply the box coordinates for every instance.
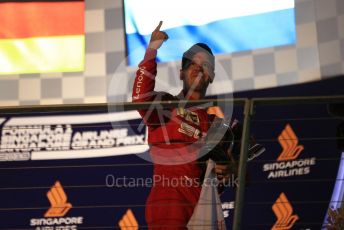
[132,22,170,125]
[132,21,169,103]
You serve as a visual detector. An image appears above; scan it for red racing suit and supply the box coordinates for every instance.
[132,48,214,229]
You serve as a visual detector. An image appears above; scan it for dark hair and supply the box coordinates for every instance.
[181,43,215,70]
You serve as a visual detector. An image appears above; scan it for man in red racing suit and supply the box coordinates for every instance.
[132,21,230,229]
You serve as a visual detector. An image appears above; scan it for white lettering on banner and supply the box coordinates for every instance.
[30,217,82,230]
[0,152,30,161]
[0,125,72,153]
[263,157,316,179]
[222,201,235,218]
[117,135,145,146]
[221,202,235,210]
[30,217,83,226]
[0,123,147,161]
[71,128,144,150]
[263,158,316,171]
[266,167,311,179]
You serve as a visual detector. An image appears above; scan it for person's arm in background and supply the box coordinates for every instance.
[131,21,169,125]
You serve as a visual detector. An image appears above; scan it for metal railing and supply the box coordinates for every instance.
[233,95,344,230]
[0,95,343,230]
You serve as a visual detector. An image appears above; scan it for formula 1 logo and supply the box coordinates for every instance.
[277,124,304,161]
[118,209,139,230]
[272,193,299,230]
[44,181,72,217]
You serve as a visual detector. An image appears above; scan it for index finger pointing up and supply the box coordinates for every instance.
[155,21,163,31]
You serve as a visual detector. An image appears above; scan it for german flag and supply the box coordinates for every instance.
[0,0,85,75]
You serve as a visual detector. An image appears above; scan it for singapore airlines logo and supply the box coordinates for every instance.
[272,193,299,230]
[263,124,316,179]
[277,124,304,161]
[44,181,72,217]
[30,180,83,229]
[118,209,139,230]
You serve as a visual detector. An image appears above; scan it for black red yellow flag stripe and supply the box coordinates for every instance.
[0,0,85,75]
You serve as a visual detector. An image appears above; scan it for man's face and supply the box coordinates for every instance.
[180,52,214,98]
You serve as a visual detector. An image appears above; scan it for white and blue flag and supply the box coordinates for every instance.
[124,0,296,66]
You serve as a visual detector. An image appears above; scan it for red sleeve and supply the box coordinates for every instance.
[132,48,158,103]
[131,48,173,126]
